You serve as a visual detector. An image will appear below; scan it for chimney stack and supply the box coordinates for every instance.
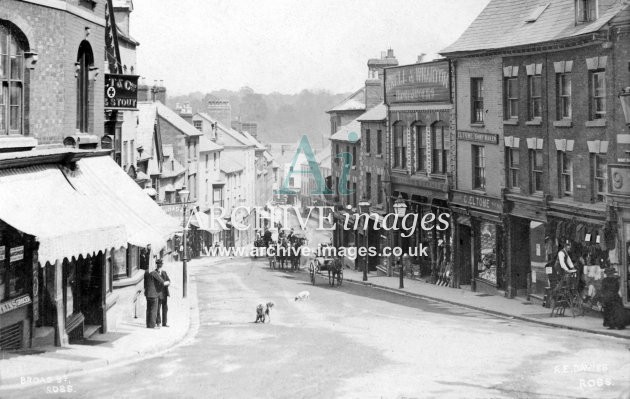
[365,49,399,109]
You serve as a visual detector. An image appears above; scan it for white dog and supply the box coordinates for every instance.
[294,290,310,301]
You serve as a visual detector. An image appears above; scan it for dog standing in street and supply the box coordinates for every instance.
[255,302,274,323]
[294,291,310,301]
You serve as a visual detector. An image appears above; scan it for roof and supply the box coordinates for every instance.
[156,101,203,137]
[327,87,366,113]
[263,151,274,162]
[116,26,139,46]
[199,136,223,153]
[441,0,627,55]
[357,103,386,122]
[330,119,361,142]
[195,113,251,147]
[221,157,244,174]
[241,130,267,150]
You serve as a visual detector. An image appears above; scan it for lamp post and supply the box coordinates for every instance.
[393,194,407,289]
[180,187,190,299]
[358,194,371,282]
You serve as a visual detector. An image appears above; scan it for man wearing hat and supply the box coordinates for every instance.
[156,259,171,327]
[144,259,166,328]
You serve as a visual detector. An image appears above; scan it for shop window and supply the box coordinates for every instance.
[505,77,519,119]
[557,73,572,119]
[414,123,426,172]
[590,70,606,120]
[63,259,80,318]
[377,130,382,155]
[0,25,26,136]
[593,154,607,202]
[365,129,371,154]
[507,148,520,189]
[530,149,544,193]
[393,122,406,169]
[528,74,542,120]
[478,223,498,284]
[473,145,486,190]
[559,152,573,196]
[0,243,27,301]
[76,41,94,133]
[431,122,449,174]
[471,78,484,123]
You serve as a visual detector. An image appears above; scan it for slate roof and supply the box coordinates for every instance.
[327,88,366,113]
[199,136,223,153]
[330,119,361,142]
[156,102,203,137]
[195,112,251,147]
[357,103,386,122]
[221,156,244,174]
[441,0,627,55]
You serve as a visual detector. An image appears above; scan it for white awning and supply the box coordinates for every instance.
[63,156,180,250]
[0,165,128,265]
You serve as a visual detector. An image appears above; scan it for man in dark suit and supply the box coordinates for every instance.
[144,260,165,328]
[156,259,171,327]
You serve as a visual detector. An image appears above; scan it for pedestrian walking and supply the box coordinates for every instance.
[156,259,171,327]
[144,260,165,328]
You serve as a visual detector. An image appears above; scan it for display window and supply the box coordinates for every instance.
[477,222,499,284]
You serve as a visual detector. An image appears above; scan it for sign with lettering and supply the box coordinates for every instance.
[452,191,503,213]
[105,74,139,109]
[0,295,32,315]
[384,60,450,104]
[457,131,499,144]
[10,246,24,262]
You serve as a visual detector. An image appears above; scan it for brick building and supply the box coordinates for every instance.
[442,0,630,306]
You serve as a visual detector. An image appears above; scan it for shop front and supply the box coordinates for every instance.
[605,163,630,308]
[451,190,505,295]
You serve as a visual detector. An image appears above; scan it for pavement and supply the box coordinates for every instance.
[340,267,630,340]
[0,257,224,391]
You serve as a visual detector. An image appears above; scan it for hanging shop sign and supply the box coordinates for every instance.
[457,131,499,145]
[384,60,450,104]
[10,246,24,262]
[105,74,139,110]
[452,191,503,213]
[0,294,32,315]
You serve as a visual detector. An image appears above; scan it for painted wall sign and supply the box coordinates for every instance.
[609,165,630,196]
[384,60,450,104]
[10,246,24,262]
[457,131,499,144]
[0,294,32,315]
[105,74,139,109]
[452,191,503,212]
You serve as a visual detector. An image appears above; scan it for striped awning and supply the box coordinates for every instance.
[0,164,128,265]
[63,155,180,250]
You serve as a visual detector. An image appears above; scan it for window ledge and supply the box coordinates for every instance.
[470,123,485,128]
[428,173,447,180]
[525,118,542,126]
[585,119,606,128]
[503,119,519,126]
[375,154,383,158]
[553,119,573,128]
[351,166,356,170]
[0,136,38,151]
[365,153,371,157]
[508,187,521,193]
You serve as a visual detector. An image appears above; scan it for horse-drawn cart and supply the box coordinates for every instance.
[308,244,343,286]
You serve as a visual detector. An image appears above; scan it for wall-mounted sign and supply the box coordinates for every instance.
[609,164,630,196]
[452,191,503,213]
[105,74,139,110]
[384,60,450,105]
[0,295,32,315]
[10,246,24,262]
[457,131,499,144]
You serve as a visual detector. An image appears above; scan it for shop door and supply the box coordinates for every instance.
[79,255,103,327]
[38,264,56,327]
[459,225,473,285]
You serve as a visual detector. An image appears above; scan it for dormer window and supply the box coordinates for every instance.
[576,0,597,23]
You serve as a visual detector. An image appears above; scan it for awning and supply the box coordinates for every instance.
[188,211,224,234]
[0,165,128,265]
[63,156,180,250]
[144,187,157,197]
[163,183,175,192]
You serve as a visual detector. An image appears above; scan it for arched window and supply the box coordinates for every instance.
[431,121,449,174]
[393,122,406,169]
[76,41,94,133]
[412,122,426,172]
[0,24,26,135]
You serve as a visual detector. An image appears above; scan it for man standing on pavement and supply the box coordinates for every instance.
[144,260,165,328]
[156,259,171,327]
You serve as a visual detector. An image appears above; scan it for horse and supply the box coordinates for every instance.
[328,257,343,286]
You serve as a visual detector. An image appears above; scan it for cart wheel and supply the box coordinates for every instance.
[338,270,343,286]
[309,263,315,285]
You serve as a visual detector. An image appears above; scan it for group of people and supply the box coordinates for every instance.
[551,242,628,330]
[143,244,172,329]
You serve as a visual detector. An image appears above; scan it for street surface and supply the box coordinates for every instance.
[5,253,630,398]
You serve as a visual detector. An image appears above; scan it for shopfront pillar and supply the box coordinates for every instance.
[54,259,68,346]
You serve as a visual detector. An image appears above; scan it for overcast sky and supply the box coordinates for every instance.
[131,0,490,95]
